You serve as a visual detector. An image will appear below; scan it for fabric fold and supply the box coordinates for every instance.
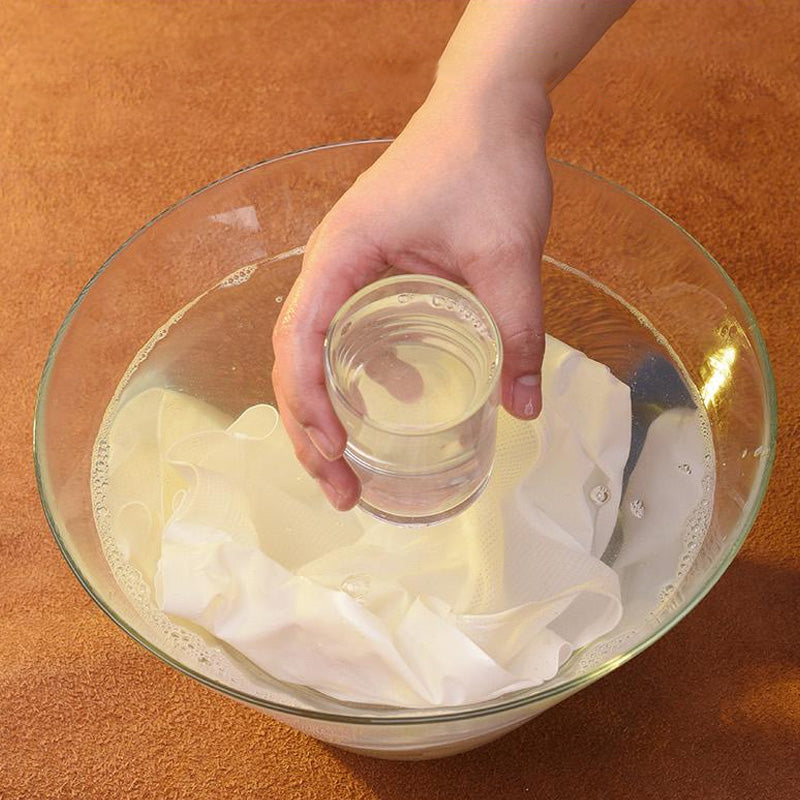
[107,336,633,707]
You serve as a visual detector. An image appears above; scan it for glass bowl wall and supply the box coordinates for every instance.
[35,141,776,759]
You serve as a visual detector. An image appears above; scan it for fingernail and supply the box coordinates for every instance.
[320,480,346,510]
[305,426,339,461]
[512,374,541,419]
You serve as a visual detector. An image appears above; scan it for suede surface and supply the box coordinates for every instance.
[1,1,797,797]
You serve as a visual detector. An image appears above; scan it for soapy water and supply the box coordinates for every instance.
[90,251,715,705]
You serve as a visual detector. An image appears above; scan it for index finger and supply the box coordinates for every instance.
[272,227,387,461]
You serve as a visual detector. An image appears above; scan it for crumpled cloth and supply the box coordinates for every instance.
[106,336,632,707]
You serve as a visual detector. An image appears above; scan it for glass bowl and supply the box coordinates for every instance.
[34,141,776,760]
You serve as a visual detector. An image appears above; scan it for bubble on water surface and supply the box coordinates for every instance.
[590,485,610,505]
[341,574,371,604]
[629,498,645,519]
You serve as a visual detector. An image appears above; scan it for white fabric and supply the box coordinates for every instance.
[106,336,633,707]
[614,407,706,624]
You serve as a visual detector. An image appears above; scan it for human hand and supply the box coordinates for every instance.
[272,82,553,511]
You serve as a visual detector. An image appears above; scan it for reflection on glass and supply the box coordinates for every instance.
[701,345,737,407]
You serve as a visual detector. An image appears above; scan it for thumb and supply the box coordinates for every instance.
[470,248,544,419]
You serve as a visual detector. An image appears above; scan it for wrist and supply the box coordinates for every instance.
[426,70,552,141]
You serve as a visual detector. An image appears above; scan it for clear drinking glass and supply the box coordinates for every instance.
[324,275,502,525]
[35,142,776,759]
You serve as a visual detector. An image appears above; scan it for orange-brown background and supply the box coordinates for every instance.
[2,1,798,798]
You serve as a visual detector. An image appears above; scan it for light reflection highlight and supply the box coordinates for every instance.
[701,345,737,407]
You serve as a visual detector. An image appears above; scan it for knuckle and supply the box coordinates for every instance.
[503,324,544,363]
[284,384,328,431]
[292,437,322,479]
[497,235,531,265]
[271,316,291,350]
[465,234,534,280]
[271,364,283,398]
[283,393,312,429]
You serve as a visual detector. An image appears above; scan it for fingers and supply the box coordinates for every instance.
[272,224,384,508]
[274,265,347,459]
[363,347,425,403]
[274,380,361,511]
[469,242,545,420]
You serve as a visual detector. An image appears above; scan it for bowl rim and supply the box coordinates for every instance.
[33,139,778,725]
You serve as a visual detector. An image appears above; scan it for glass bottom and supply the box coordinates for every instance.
[355,470,492,527]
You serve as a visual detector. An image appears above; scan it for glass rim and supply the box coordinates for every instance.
[33,139,778,727]
[323,273,503,437]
